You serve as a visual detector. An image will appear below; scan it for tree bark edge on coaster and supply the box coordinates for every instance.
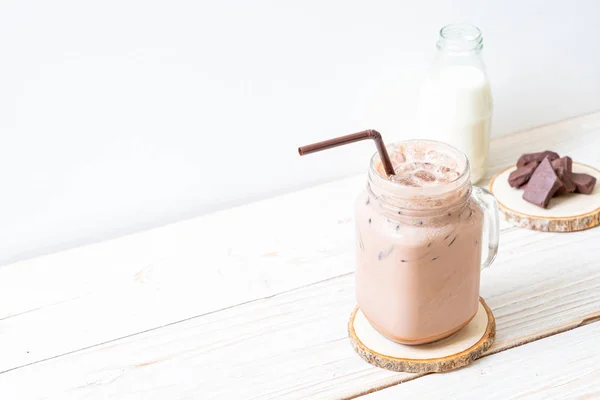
[348,297,496,373]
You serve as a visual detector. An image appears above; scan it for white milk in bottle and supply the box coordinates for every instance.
[418,24,492,183]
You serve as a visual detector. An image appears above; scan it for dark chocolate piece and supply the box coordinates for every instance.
[522,157,563,208]
[517,151,559,167]
[551,156,576,196]
[551,156,573,173]
[571,173,597,194]
[508,161,538,188]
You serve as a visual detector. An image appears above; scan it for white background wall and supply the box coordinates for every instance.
[1,0,599,265]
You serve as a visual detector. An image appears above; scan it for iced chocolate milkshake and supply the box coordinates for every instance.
[355,140,498,345]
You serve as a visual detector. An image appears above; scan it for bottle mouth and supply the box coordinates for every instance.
[368,139,472,214]
[437,23,483,52]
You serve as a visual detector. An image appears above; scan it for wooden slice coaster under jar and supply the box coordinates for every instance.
[348,297,495,373]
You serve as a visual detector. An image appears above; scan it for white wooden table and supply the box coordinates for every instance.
[1,113,600,400]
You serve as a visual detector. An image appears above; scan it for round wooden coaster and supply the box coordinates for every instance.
[348,297,495,373]
[489,162,600,232]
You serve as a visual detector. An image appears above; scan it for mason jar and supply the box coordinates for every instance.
[355,140,499,345]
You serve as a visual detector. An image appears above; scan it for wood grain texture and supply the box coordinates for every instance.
[0,174,364,372]
[364,321,600,400]
[348,298,495,373]
[0,223,599,399]
[0,112,599,399]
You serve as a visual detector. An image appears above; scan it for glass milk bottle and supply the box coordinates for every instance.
[418,24,493,183]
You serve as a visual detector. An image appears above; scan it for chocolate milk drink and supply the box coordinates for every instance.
[355,140,499,344]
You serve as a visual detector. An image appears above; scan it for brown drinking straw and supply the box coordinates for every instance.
[298,129,395,176]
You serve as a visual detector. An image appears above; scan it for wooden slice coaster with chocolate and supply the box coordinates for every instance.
[489,162,600,232]
[348,297,495,373]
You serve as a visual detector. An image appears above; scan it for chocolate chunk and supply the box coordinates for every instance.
[551,156,573,173]
[572,173,597,194]
[522,157,563,208]
[517,151,559,167]
[508,162,538,188]
[551,157,576,196]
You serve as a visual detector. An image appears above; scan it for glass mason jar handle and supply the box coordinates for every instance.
[471,186,499,270]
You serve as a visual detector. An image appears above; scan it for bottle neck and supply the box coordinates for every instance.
[437,23,483,55]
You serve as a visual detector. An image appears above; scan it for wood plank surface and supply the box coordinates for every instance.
[1,223,599,399]
[364,322,600,399]
[0,174,362,372]
[1,113,598,373]
[0,112,599,399]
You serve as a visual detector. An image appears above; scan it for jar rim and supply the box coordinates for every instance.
[368,139,471,213]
